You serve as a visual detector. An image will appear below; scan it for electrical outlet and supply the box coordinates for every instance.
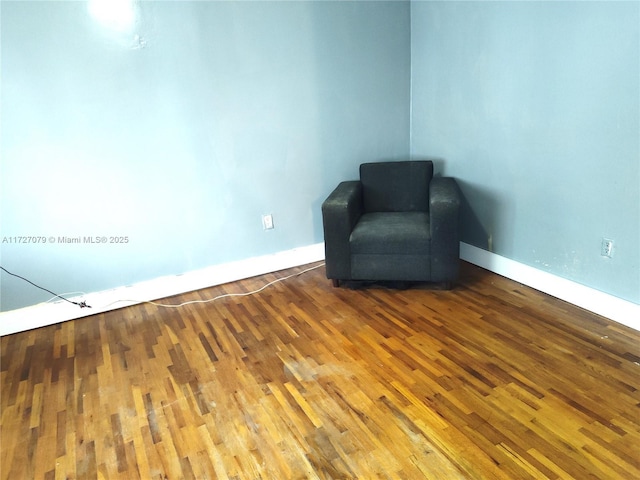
[262,214,274,230]
[601,238,613,258]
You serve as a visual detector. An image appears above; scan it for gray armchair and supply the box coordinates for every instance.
[322,161,460,288]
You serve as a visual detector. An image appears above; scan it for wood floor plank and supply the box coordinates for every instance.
[2,261,639,479]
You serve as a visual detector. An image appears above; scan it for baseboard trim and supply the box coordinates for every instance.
[0,243,326,336]
[3,241,637,336]
[460,242,640,331]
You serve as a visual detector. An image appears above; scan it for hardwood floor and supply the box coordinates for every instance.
[1,261,639,479]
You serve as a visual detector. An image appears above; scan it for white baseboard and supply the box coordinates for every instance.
[460,242,640,331]
[2,241,637,336]
[0,243,326,336]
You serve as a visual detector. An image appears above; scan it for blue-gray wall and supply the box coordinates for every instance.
[1,1,411,311]
[411,1,640,303]
[3,1,639,312]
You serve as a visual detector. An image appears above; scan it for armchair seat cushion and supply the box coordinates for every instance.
[350,212,431,255]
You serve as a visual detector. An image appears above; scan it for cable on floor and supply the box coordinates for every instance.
[1,262,325,311]
[104,262,326,309]
[0,266,91,308]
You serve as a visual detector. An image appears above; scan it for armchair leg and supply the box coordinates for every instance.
[332,279,340,288]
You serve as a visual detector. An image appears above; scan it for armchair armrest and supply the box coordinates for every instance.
[321,181,363,280]
[429,177,461,282]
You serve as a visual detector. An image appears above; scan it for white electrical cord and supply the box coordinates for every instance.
[45,292,87,303]
[102,262,326,309]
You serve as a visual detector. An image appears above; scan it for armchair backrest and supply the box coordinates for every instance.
[360,161,433,213]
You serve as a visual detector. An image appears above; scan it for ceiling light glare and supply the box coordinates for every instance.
[88,0,136,33]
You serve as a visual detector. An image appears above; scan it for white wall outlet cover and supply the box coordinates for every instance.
[262,214,274,230]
